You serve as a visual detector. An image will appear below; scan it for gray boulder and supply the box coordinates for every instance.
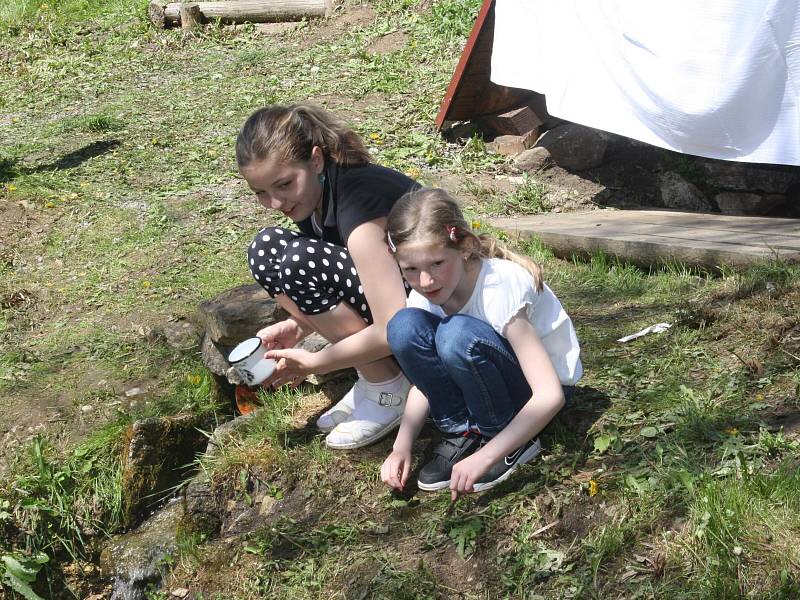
[659,171,715,212]
[715,192,785,215]
[535,123,607,170]
[197,284,287,347]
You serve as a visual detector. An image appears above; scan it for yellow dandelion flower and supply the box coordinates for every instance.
[471,219,482,230]
[405,167,421,180]
[369,133,381,140]
[724,427,739,436]
[187,374,202,386]
[45,201,55,208]
[6,184,17,192]
[588,479,599,496]
[141,280,152,288]
[80,181,89,187]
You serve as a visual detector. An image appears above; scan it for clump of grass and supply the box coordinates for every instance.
[2,424,126,564]
[54,113,124,134]
[676,464,800,597]
[506,175,549,214]
[573,251,647,296]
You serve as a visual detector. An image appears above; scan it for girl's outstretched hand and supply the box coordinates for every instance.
[449,451,493,501]
[381,449,412,491]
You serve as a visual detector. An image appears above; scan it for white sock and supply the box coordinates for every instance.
[362,371,405,389]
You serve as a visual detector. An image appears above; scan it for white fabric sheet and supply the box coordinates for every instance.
[491,0,800,165]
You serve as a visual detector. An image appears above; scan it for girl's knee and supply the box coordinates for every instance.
[435,314,485,360]
[387,308,435,352]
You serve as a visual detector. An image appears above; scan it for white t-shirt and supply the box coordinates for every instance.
[406,258,583,385]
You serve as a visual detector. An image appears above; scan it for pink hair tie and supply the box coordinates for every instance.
[446,225,458,242]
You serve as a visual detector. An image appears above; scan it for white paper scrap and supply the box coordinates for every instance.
[617,323,672,343]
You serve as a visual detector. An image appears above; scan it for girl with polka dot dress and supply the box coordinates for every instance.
[380,189,582,496]
[236,104,419,449]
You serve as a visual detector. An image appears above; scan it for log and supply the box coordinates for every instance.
[151,0,333,28]
[148,1,167,28]
[180,2,202,29]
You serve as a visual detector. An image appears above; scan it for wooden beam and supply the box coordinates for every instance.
[151,0,332,28]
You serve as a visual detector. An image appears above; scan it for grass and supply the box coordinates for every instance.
[3,0,800,598]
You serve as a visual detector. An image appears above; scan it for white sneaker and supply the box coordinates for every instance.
[315,380,359,433]
[325,374,411,449]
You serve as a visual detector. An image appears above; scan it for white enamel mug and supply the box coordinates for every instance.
[227,337,276,386]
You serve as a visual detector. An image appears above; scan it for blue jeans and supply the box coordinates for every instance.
[387,309,552,437]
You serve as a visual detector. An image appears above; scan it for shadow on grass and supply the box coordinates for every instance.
[0,140,121,183]
[33,139,121,172]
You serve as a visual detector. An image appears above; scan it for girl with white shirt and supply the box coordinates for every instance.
[380,188,582,498]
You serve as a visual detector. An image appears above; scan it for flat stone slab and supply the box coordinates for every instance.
[489,210,800,269]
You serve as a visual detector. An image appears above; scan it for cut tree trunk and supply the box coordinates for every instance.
[149,0,333,28]
[180,2,202,29]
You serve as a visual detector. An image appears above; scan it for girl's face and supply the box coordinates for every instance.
[240,146,324,222]
[395,241,477,313]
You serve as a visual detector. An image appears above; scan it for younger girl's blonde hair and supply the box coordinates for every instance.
[236,104,372,168]
[387,188,543,291]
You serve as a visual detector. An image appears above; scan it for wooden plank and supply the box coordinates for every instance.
[489,210,800,269]
[435,0,495,130]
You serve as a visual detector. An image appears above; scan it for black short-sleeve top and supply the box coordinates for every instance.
[295,161,419,247]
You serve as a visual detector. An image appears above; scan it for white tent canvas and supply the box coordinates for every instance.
[491,0,800,166]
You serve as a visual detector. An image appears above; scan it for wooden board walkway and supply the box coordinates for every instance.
[489,210,800,269]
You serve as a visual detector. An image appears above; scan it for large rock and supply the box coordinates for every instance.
[514,146,552,172]
[714,192,786,216]
[197,284,287,347]
[702,162,800,194]
[121,414,212,527]
[659,171,715,212]
[487,130,538,156]
[535,123,608,170]
[100,501,182,600]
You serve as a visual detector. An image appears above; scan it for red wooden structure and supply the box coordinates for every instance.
[434,0,536,131]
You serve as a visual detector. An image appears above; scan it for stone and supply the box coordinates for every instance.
[658,171,715,212]
[171,589,190,599]
[479,105,544,137]
[702,162,800,194]
[714,192,785,216]
[100,501,181,600]
[200,332,230,377]
[441,121,482,143]
[197,284,288,347]
[536,123,608,170]
[487,129,538,156]
[121,414,212,527]
[161,319,202,350]
[181,478,222,538]
[514,146,552,172]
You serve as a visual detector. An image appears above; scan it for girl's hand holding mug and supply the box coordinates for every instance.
[256,318,306,353]
[265,347,319,388]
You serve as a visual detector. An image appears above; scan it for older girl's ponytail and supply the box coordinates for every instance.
[236,104,371,168]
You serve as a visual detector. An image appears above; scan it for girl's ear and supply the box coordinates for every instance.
[460,234,480,259]
[310,146,325,174]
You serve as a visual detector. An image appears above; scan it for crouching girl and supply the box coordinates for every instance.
[380,189,582,498]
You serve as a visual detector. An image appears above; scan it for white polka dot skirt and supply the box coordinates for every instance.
[248,226,373,323]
